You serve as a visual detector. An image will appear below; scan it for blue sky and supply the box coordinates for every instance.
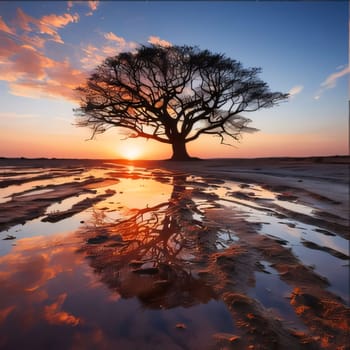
[0,1,348,159]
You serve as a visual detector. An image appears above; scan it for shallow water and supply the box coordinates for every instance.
[248,261,307,331]
[0,161,348,349]
[217,198,349,302]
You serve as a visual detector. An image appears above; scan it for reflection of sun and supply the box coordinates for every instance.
[120,146,143,160]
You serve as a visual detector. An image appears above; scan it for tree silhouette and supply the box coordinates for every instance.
[75,45,288,160]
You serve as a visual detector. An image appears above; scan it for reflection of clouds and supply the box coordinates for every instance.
[0,305,15,325]
[0,251,55,294]
[0,234,83,332]
[0,232,111,348]
[0,223,228,349]
[44,293,80,326]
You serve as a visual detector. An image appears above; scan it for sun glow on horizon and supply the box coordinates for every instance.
[118,144,144,160]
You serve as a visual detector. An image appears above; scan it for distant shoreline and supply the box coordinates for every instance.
[0,154,349,163]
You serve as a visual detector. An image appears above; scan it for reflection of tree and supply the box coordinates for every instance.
[79,175,216,309]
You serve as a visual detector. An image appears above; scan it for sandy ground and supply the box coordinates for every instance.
[0,156,349,349]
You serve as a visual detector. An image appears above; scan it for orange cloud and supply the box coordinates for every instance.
[35,13,79,43]
[0,39,54,83]
[0,35,21,58]
[15,8,33,32]
[41,13,79,28]
[14,45,55,78]
[14,8,79,45]
[47,59,87,88]
[0,16,86,101]
[0,7,138,102]
[4,57,86,102]
[8,61,87,102]
[0,16,14,34]
[22,34,47,48]
[148,36,172,47]
[81,44,105,70]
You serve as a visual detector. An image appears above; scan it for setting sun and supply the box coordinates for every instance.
[118,143,143,160]
[123,148,141,160]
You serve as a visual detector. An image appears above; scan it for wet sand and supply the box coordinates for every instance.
[0,156,349,349]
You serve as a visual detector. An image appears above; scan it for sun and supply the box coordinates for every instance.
[123,148,141,160]
[119,144,143,160]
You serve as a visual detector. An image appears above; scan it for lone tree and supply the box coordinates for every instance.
[75,45,288,160]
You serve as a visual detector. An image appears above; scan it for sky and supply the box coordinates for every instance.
[0,0,348,160]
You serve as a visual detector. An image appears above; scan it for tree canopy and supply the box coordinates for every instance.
[75,44,288,160]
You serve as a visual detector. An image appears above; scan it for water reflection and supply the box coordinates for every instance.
[0,162,348,349]
[78,176,218,309]
[0,175,236,350]
[0,232,235,350]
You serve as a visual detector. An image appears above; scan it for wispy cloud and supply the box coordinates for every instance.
[320,66,350,89]
[80,32,138,70]
[148,36,172,47]
[14,8,79,45]
[0,16,14,35]
[104,32,126,45]
[21,34,46,49]
[80,44,104,70]
[40,13,79,29]
[15,8,33,32]
[288,85,303,98]
[314,65,350,100]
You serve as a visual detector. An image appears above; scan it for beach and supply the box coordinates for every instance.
[0,156,349,349]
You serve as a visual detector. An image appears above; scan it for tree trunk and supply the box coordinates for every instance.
[170,139,192,161]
